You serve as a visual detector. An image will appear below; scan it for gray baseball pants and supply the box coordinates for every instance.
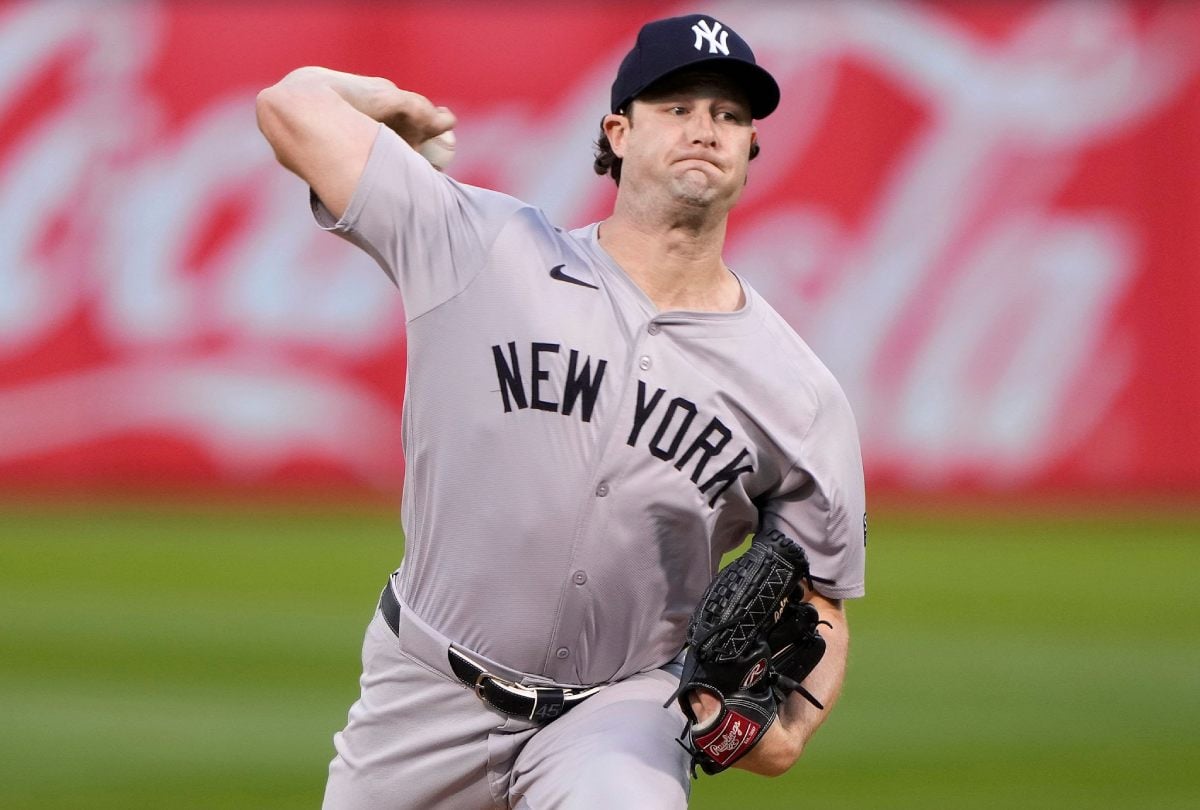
[322,584,692,809]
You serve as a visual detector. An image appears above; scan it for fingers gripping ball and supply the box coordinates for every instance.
[665,529,828,775]
[417,130,456,170]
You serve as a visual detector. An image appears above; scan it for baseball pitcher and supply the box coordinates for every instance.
[257,12,866,809]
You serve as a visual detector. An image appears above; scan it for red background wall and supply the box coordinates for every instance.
[1,0,1197,501]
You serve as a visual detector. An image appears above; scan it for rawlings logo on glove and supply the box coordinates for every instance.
[694,711,761,766]
[665,528,831,776]
[740,658,768,690]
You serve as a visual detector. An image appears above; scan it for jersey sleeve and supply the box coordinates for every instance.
[760,379,867,600]
[311,123,526,321]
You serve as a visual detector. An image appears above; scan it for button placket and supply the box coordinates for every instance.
[550,322,660,679]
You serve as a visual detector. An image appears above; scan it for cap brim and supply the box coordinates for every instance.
[712,59,780,120]
[621,58,780,120]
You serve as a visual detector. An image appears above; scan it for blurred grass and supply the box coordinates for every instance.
[0,501,1197,808]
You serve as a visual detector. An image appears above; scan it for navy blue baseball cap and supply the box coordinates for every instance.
[610,14,780,119]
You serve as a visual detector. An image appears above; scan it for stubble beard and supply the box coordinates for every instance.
[620,160,741,229]
[664,165,744,227]
[671,168,719,207]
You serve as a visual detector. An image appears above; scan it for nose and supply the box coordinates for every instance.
[687,111,717,147]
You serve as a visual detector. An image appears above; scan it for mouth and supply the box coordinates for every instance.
[674,155,723,171]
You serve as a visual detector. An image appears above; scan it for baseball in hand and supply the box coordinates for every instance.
[417,130,456,170]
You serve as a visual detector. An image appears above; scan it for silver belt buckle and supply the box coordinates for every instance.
[473,669,526,700]
[472,671,492,701]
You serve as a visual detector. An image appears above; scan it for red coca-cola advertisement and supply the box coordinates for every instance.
[1,0,1197,500]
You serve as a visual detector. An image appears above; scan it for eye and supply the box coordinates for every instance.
[716,110,742,123]
[669,106,688,116]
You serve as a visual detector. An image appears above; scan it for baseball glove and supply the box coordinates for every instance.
[665,528,830,776]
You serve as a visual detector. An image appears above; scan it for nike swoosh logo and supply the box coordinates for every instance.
[550,264,599,290]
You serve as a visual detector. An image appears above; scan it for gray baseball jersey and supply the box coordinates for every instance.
[314,124,866,688]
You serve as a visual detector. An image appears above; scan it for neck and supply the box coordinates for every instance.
[600,193,743,313]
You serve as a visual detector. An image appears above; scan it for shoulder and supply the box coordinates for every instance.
[743,284,849,411]
[481,202,584,260]
[366,126,535,216]
[367,129,546,224]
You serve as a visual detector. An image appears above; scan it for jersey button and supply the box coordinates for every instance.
[595,482,609,497]
[572,570,588,585]
[638,356,652,370]
[556,647,570,659]
[647,323,660,335]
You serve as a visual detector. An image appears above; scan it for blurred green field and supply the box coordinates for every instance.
[1,501,1197,809]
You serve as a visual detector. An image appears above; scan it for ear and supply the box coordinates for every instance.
[603,113,631,158]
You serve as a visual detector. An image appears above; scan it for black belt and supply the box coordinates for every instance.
[378,581,602,723]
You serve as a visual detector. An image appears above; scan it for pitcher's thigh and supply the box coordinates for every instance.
[509,668,691,810]
[322,613,502,810]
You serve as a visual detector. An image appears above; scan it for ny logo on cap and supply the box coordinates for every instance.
[691,19,730,56]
